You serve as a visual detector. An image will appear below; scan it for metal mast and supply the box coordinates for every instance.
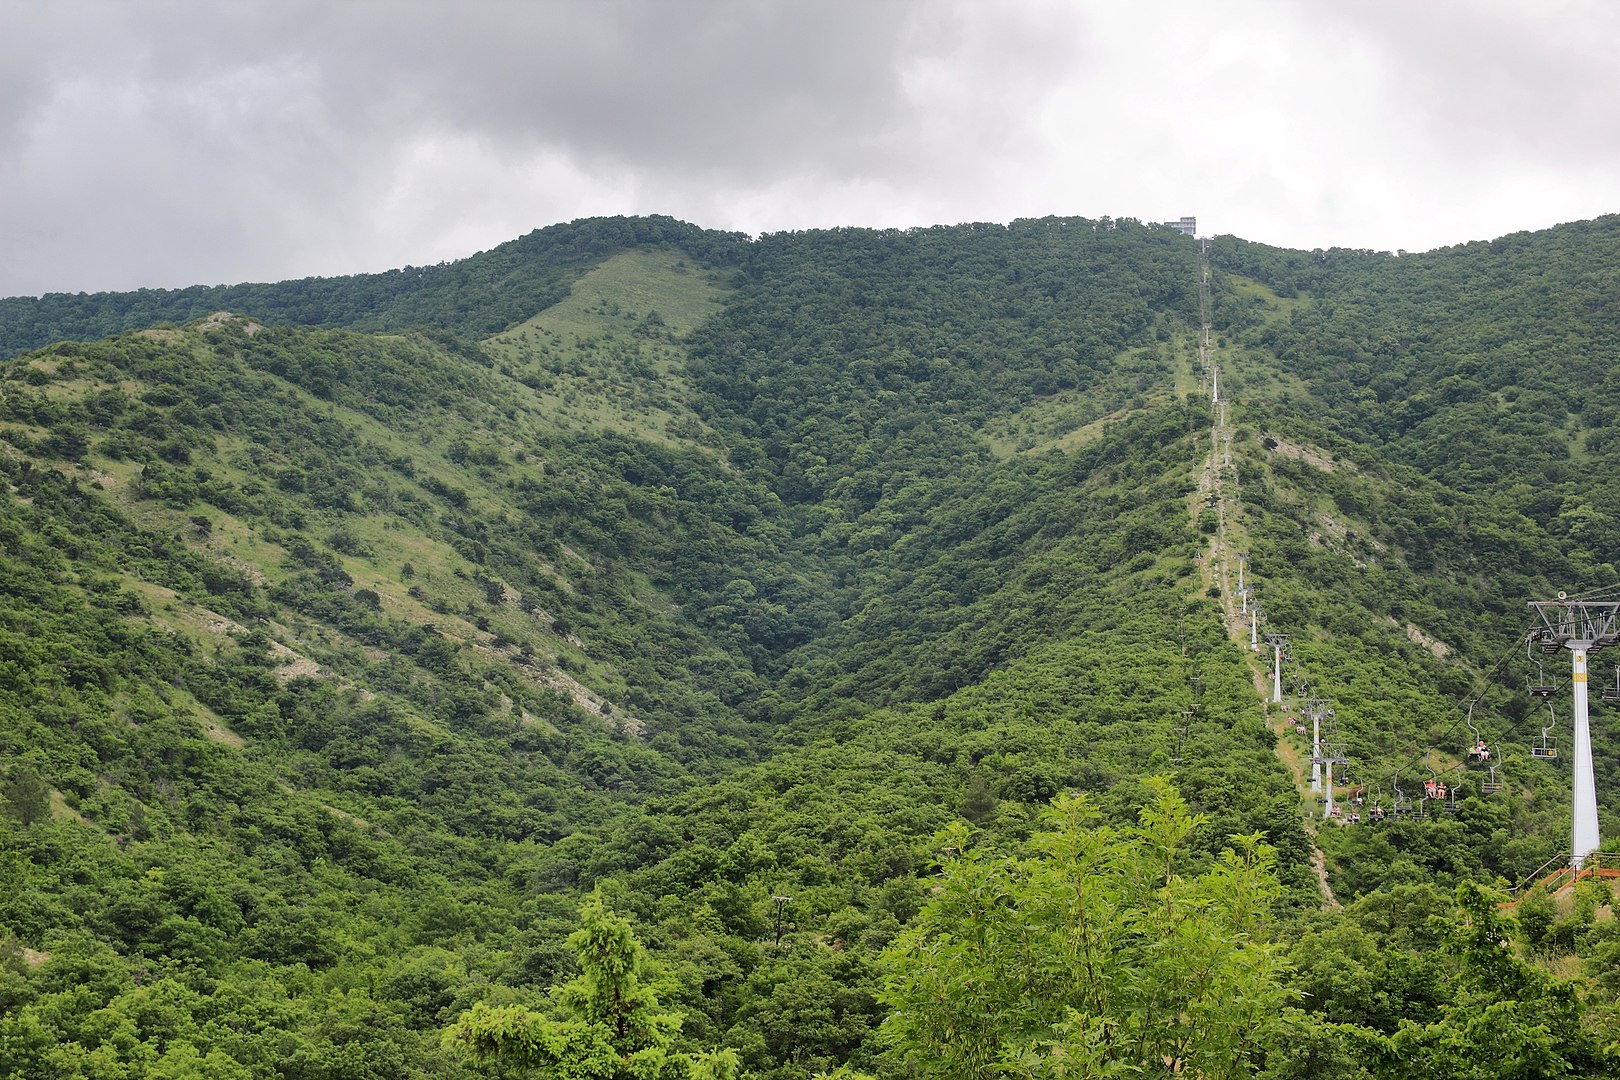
[1305,698,1327,792]
[1319,733,1348,818]
[1529,596,1620,867]
[1266,633,1289,704]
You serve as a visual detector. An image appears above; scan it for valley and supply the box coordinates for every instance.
[2,214,1620,1077]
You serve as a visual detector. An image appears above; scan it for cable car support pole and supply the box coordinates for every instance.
[1310,703,1323,793]
[1266,633,1289,704]
[1529,598,1620,868]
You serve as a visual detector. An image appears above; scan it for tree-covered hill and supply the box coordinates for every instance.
[3,214,1620,1077]
[0,216,751,360]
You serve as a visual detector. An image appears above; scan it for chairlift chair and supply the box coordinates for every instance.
[1463,703,1492,764]
[1421,774,1457,812]
[1391,778,1413,816]
[1481,765,1502,796]
[1604,665,1620,703]
[1531,701,1560,760]
[1528,652,1558,698]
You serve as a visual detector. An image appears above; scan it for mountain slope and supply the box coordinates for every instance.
[3,214,1620,1076]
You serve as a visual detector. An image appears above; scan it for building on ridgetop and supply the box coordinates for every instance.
[1166,216,1197,236]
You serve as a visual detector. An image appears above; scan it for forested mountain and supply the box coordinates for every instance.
[3,214,1620,1077]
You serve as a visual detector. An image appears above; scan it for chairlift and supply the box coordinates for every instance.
[1464,703,1492,764]
[1531,700,1559,760]
[1420,773,1458,811]
[1604,665,1620,704]
[1527,649,1558,698]
[1481,764,1502,795]
[1391,778,1412,815]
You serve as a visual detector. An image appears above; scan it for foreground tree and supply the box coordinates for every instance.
[444,890,738,1078]
[879,781,1291,1078]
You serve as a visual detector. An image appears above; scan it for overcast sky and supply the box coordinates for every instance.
[2,0,1616,297]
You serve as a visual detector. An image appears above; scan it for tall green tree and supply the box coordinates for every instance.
[444,890,737,1079]
[879,781,1290,1079]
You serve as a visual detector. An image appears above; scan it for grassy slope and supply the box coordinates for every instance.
[482,248,731,447]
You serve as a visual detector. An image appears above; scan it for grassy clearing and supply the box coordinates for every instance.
[483,249,731,447]
[978,345,1179,457]
[1225,274,1311,322]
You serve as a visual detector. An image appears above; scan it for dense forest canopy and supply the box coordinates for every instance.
[2,213,1620,1077]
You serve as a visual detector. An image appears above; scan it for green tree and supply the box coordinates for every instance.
[444,890,737,1078]
[1,766,51,826]
[1377,881,1615,1079]
[879,781,1291,1079]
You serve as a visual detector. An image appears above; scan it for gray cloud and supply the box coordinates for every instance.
[1,0,1616,297]
[1307,0,1619,167]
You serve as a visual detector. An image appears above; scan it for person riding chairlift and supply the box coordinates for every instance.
[1474,738,1490,762]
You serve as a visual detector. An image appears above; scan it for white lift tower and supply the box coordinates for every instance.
[1529,596,1620,868]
